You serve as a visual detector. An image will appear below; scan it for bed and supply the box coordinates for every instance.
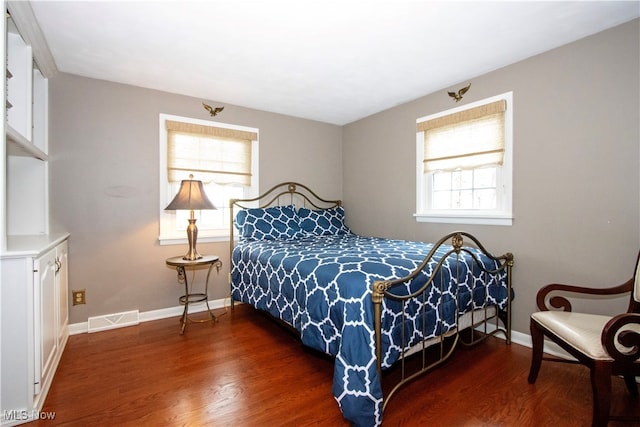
[229,182,514,426]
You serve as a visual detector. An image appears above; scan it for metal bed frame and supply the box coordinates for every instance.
[229,181,514,414]
[372,230,513,409]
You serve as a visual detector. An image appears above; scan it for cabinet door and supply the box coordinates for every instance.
[56,241,69,344]
[33,247,57,397]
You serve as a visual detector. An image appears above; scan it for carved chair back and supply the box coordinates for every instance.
[634,251,640,310]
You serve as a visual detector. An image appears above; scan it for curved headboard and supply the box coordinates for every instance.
[229,181,342,264]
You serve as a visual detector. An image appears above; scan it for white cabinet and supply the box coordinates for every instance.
[56,241,69,346]
[34,245,59,397]
[1,236,69,426]
[40,240,68,402]
[1,2,66,425]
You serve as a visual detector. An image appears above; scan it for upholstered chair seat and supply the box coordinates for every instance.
[528,251,640,427]
[531,311,640,361]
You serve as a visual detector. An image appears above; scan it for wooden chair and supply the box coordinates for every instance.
[528,251,640,427]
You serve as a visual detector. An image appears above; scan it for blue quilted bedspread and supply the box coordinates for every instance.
[231,234,508,426]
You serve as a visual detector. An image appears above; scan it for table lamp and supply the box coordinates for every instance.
[165,174,216,260]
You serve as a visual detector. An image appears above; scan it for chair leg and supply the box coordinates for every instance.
[528,318,544,384]
[623,375,639,396]
[590,363,612,427]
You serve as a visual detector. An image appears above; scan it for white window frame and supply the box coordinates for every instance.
[158,113,259,244]
[415,92,513,226]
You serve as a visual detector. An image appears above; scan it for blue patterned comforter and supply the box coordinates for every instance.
[231,234,508,426]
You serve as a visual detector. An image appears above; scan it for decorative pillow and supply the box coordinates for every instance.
[297,206,351,236]
[235,205,303,240]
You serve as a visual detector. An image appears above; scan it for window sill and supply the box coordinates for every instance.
[414,212,513,226]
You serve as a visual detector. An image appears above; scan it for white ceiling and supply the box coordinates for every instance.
[30,1,640,125]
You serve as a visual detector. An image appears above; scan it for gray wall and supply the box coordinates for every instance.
[48,75,343,324]
[343,19,640,335]
[50,19,639,337]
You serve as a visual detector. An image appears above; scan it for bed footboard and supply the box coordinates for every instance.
[372,231,513,409]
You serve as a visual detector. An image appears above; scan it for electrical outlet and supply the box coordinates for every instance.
[72,289,86,305]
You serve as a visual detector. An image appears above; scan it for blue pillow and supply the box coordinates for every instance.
[297,206,351,236]
[235,205,303,240]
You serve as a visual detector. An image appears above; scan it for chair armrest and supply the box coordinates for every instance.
[602,313,640,363]
[536,278,634,311]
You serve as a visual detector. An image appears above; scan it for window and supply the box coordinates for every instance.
[415,92,512,225]
[159,114,259,243]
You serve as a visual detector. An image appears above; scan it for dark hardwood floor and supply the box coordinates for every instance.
[28,304,639,426]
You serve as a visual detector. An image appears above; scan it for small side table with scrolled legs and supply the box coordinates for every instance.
[165,255,222,335]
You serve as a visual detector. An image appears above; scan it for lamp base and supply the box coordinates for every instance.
[182,251,203,261]
[183,217,202,261]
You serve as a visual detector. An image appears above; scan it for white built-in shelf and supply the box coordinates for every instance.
[6,122,48,160]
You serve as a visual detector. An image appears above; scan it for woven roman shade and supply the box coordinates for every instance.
[418,100,506,173]
[166,120,257,186]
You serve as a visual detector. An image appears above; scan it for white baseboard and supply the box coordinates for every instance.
[69,297,229,335]
[87,310,139,333]
[481,322,575,361]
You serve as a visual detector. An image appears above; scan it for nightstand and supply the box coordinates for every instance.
[166,255,222,334]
